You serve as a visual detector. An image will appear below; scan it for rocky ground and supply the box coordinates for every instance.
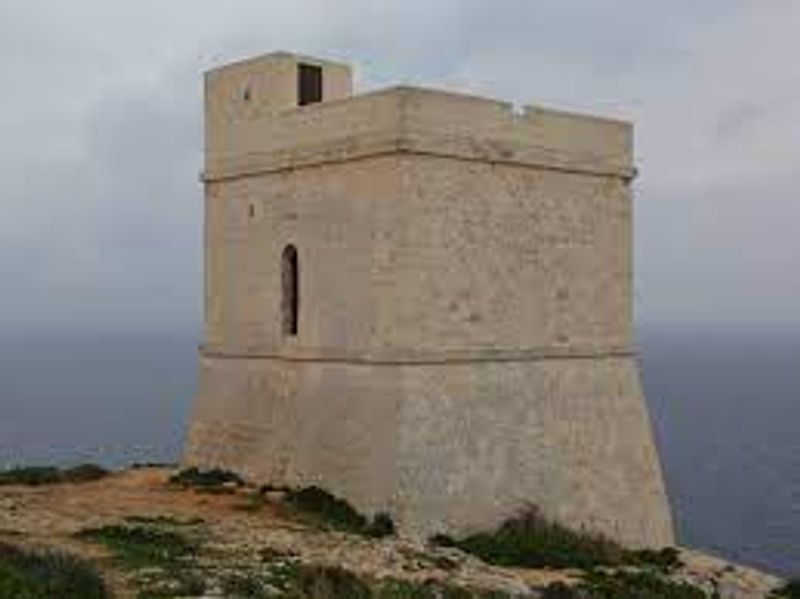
[0,467,787,598]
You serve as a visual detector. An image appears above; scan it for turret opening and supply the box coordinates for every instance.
[281,245,299,336]
[298,63,323,106]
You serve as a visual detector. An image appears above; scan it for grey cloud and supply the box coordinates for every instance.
[636,173,800,326]
[715,102,768,142]
[1,0,799,328]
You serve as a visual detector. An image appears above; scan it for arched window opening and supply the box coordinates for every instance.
[281,245,299,336]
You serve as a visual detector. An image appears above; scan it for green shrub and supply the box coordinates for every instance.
[221,573,272,598]
[284,486,368,532]
[625,546,683,572]
[376,579,512,598]
[135,570,206,598]
[541,582,585,599]
[366,512,396,538]
[77,522,209,597]
[76,524,197,567]
[284,486,395,538]
[432,507,625,570]
[123,514,204,527]
[376,579,438,599]
[62,464,109,483]
[772,579,800,598]
[542,571,712,599]
[0,466,62,486]
[432,508,686,573]
[168,467,245,491]
[0,464,108,487]
[377,579,471,599]
[275,565,511,599]
[0,541,108,598]
[259,483,292,494]
[130,462,178,470]
[575,570,710,599]
[290,564,372,599]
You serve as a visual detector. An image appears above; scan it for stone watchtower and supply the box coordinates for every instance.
[185,52,674,548]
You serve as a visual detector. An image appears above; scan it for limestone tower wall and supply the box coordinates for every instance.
[185,52,675,548]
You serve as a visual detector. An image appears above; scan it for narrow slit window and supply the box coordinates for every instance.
[282,245,299,336]
[298,63,323,106]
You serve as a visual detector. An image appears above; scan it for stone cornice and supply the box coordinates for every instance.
[199,344,636,365]
[204,86,635,182]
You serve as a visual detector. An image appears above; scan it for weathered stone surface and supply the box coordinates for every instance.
[185,51,675,548]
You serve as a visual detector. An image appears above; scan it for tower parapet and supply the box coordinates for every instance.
[205,56,632,182]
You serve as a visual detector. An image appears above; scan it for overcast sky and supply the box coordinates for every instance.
[1,0,798,329]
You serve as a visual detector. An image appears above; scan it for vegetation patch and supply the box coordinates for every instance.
[368,512,397,538]
[288,564,372,598]
[374,578,513,598]
[432,507,685,574]
[432,507,626,570]
[211,554,507,599]
[772,579,800,598]
[0,464,108,486]
[130,462,179,470]
[269,564,511,599]
[168,467,245,493]
[397,546,460,573]
[284,486,395,538]
[207,557,305,598]
[625,546,683,572]
[221,572,276,598]
[259,546,298,562]
[76,524,198,568]
[76,522,209,597]
[123,514,205,527]
[0,541,108,599]
[543,570,713,599]
[133,570,206,598]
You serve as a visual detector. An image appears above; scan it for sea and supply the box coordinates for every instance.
[0,324,798,576]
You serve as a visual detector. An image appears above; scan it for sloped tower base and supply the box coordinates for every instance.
[185,353,673,548]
